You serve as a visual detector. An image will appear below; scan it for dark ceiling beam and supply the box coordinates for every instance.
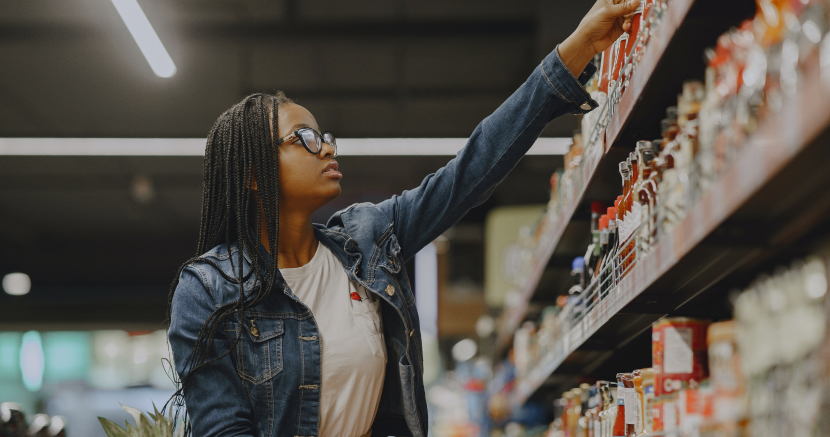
[189,20,535,40]
[0,20,535,42]
[243,86,519,101]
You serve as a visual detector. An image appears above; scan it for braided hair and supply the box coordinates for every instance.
[165,92,293,435]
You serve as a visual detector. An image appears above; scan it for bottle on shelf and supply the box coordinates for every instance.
[606,382,619,437]
[611,34,629,99]
[613,373,636,437]
[587,201,607,278]
[640,368,656,435]
[594,214,609,281]
[635,142,656,252]
[632,369,644,435]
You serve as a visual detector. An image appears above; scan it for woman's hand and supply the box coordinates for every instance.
[558,0,642,77]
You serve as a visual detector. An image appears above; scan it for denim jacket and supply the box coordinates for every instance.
[168,47,597,437]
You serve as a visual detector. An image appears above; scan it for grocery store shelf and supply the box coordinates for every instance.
[492,0,756,358]
[603,0,696,149]
[493,138,605,355]
[512,56,830,406]
[606,0,756,148]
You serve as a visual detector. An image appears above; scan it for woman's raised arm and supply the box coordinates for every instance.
[375,0,640,262]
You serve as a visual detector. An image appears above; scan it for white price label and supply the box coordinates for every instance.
[623,387,639,425]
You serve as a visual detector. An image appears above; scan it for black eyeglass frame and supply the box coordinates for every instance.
[275,127,338,157]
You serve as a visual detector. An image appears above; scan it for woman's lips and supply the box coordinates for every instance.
[322,161,342,179]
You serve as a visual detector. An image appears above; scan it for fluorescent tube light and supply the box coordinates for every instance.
[110,0,176,78]
[0,138,571,156]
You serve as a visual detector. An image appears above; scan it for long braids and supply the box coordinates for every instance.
[165,92,293,435]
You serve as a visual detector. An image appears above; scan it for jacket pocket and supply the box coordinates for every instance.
[351,288,387,361]
[227,316,284,384]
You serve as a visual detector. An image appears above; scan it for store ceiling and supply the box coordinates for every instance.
[0,0,592,329]
[0,0,591,138]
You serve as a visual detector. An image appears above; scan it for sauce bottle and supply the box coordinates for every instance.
[597,381,610,437]
[613,373,637,437]
[599,43,615,94]
[640,368,656,435]
[606,382,619,437]
[636,143,656,249]
[633,370,644,434]
[603,206,618,290]
[594,215,609,281]
[625,152,639,272]
[588,201,606,278]
[611,34,629,94]
[612,375,627,437]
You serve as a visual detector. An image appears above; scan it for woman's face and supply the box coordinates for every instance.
[274,103,341,211]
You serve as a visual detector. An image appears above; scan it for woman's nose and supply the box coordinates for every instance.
[319,141,336,158]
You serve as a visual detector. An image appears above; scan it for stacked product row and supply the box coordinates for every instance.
[541,252,830,437]
[508,0,830,379]
[503,0,675,294]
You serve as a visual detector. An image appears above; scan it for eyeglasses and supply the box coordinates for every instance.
[276,127,337,157]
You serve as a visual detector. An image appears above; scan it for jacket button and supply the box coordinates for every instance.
[580,102,591,110]
[409,329,414,337]
[250,327,259,337]
[385,284,395,296]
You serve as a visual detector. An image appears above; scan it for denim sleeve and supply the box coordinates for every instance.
[168,267,256,437]
[376,46,598,262]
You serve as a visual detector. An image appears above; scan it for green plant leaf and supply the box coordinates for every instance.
[125,420,138,437]
[120,403,144,428]
[139,412,155,437]
[98,417,130,437]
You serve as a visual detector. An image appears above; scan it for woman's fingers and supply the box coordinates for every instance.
[609,0,640,19]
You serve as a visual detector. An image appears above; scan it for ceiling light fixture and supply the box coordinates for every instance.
[0,137,571,156]
[110,0,176,78]
[3,273,31,296]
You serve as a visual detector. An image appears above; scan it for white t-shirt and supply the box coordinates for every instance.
[280,241,387,437]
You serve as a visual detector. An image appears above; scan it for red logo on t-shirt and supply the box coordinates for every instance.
[350,292,362,302]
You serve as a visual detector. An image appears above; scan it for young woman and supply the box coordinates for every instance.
[167,1,640,436]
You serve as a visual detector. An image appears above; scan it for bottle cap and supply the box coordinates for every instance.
[629,151,637,162]
[591,201,606,214]
[618,161,628,174]
[599,215,608,230]
[636,140,651,152]
[572,257,585,271]
[607,207,617,219]
[651,139,662,152]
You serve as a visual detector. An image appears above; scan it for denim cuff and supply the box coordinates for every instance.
[539,45,599,114]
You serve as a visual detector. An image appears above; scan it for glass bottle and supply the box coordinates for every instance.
[607,382,619,437]
[636,143,656,250]
[588,201,606,278]
[640,368,655,435]
[633,369,644,435]
[599,43,615,94]
[618,161,630,272]
[599,381,610,437]
[594,214,609,281]
[602,206,618,292]
[625,152,639,272]
[613,373,637,437]
[611,34,629,97]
